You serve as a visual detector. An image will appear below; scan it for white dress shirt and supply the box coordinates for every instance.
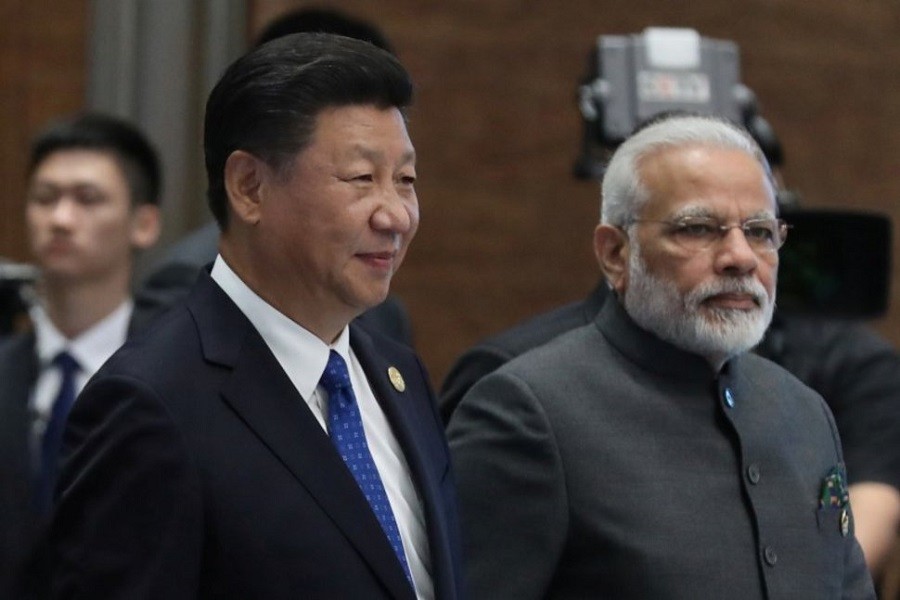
[28,300,133,465]
[211,256,433,599]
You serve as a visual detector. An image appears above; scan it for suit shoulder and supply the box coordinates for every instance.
[352,321,413,357]
[101,304,200,381]
[476,300,592,360]
[739,351,821,395]
[0,331,33,354]
[493,321,605,383]
[350,322,429,384]
[0,332,36,381]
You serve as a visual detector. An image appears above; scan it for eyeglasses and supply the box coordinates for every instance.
[629,216,791,253]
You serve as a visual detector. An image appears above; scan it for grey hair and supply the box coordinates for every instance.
[600,115,775,226]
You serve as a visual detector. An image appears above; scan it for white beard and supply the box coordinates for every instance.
[623,244,775,367]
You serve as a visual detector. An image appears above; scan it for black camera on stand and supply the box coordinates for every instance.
[574,27,891,318]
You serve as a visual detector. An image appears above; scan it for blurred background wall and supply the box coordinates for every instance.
[1,0,899,384]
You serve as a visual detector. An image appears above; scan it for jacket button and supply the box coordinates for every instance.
[763,546,777,566]
[747,463,761,484]
[723,387,735,408]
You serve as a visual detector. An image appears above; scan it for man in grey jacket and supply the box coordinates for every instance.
[447,115,874,599]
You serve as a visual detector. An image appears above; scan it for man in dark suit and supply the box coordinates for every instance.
[0,113,162,598]
[447,115,874,598]
[49,33,463,599]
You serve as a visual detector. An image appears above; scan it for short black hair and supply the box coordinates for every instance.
[203,32,413,229]
[28,112,162,206]
[255,7,394,53]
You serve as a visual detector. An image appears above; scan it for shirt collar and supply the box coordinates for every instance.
[210,255,350,401]
[30,299,133,374]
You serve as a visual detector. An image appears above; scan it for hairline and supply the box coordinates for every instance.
[600,117,776,227]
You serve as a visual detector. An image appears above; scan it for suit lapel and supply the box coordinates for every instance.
[352,327,446,497]
[188,275,414,600]
[352,326,457,599]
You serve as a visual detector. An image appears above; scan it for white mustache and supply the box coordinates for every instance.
[686,278,769,309]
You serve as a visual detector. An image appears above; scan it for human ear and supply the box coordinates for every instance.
[223,150,265,226]
[129,204,161,250]
[593,223,630,295]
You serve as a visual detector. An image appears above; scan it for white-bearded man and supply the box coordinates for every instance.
[447,115,875,600]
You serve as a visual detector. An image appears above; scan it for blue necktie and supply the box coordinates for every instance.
[34,351,80,513]
[321,350,413,584]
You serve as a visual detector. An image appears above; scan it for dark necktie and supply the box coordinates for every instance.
[320,350,413,584]
[34,351,80,513]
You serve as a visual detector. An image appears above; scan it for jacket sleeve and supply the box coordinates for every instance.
[49,375,203,599]
[439,344,512,426]
[447,371,567,600]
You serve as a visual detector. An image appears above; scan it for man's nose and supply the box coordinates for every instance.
[714,227,760,274]
[371,186,415,235]
[49,197,79,227]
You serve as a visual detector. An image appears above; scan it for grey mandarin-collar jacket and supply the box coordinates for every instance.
[449,298,874,599]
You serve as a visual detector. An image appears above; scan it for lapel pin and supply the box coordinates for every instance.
[387,366,406,392]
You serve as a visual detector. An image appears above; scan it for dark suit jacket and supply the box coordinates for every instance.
[0,332,41,597]
[50,272,464,599]
[439,283,608,423]
[1,310,158,599]
[132,222,414,345]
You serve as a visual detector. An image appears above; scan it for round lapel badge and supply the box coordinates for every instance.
[388,366,406,392]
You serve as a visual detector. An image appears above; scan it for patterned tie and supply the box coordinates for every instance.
[34,351,80,513]
[321,350,413,584]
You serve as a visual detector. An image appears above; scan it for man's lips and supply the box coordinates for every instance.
[42,238,76,255]
[702,292,761,310]
[356,251,397,269]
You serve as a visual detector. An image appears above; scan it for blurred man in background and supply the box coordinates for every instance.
[0,112,161,597]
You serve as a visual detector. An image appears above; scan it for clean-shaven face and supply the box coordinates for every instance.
[26,149,139,286]
[249,104,418,323]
